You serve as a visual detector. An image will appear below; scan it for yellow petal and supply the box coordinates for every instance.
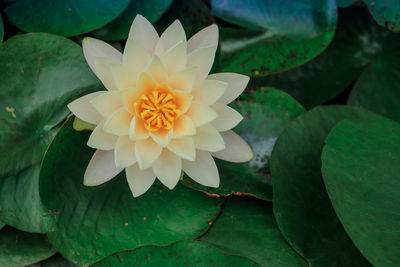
[129,117,149,141]
[211,102,243,131]
[168,67,197,92]
[90,91,122,118]
[87,121,118,150]
[192,124,225,152]
[137,72,159,96]
[191,80,227,105]
[152,149,182,189]
[173,115,196,138]
[103,108,132,136]
[167,137,196,161]
[182,150,219,187]
[128,15,159,55]
[119,88,139,114]
[135,138,162,170]
[114,136,136,168]
[186,101,218,127]
[174,91,192,114]
[149,129,173,147]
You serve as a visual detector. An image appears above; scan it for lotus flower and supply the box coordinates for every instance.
[68,15,253,197]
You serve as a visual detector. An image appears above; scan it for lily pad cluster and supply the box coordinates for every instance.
[0,0,400,266]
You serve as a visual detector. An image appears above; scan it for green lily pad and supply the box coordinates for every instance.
[0,226,56,267]
[42,254,77,267]
[39,117,222,265]
[269,106,377,266]
[201,197,307,266]
[92,0,173,41]
[211,0,337,77]
[322,118,400,266]
[93,240,257,266]
[4,0,130,36]
[337,0,356,7]
[0,33,101,232]
[181,87,305,201]
[155,0,215,40]
[364,0,400,32]
[0,222,4,230]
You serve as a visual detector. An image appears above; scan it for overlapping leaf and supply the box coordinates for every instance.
[322,118,400,266]
[269,106,377,266]
[0,33,101,232]
[4,0,130,36]
[182,87,305,201]
[211,0,337,77]
[39,117,222,265]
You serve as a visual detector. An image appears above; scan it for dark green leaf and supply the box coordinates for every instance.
[337,0,356,7]
[182,87,305,201]
[0,226,56,267]
[0,33,101,232]
[93,240,257,266]
[212,0,337,77]
[0,14,3,43]
[4,0,130,36]
[364,0,400,32]
[92,0,173,41]
[41,254,77,267]
[201,197,307,266]
[39,117,222,265]
[322,118,400,266]
[270,106,377,266]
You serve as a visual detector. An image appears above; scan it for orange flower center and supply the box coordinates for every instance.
[136,88,181,132]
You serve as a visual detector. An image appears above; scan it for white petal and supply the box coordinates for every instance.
[68,91,105,124]
[173,115,196,138]
[82,37,122,75]
[182,150,219,187]
[191,80,227,105]
[192,124,225,152]
[90,91,122,118]
[115,136,136,168]
[135,138,162,170]
[149,129,173,147]
[167,137,196,161]
[211,130,253,162]
[152,149,182,189]
[168,67,197,92]
[129,15,159,55]
[160,41,187,76]
[211,103,243,131]
[84,150,123,186]
[111,64,138,90]
[123,39,152,77]
[188,24,219,53]
[187,46,216,80]
[144,56,168,84]
[155,20,186,56]
[186,101,218,127]
[126,164,156,197]
[129,117,149,141]
[207,73,249,104]
[93,57,120,91]
[103,108,132,136]
[87,121,118,150]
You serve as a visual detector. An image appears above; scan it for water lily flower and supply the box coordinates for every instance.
[68,15,253,197]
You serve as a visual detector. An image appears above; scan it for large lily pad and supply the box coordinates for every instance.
[0,33,101,232]
[93,240,257,266]
[201,197,307,266]
[322,118,400,266]
[364,0,400,32]
[92,0,173,41]
[41,254,77,267]
[269,106,377,266]
[39,117,222,265]
[4,0,130,36]
[181,87,305,201]
[211,0,337,77]
[0,226,56,267]
[0,14,3,43]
